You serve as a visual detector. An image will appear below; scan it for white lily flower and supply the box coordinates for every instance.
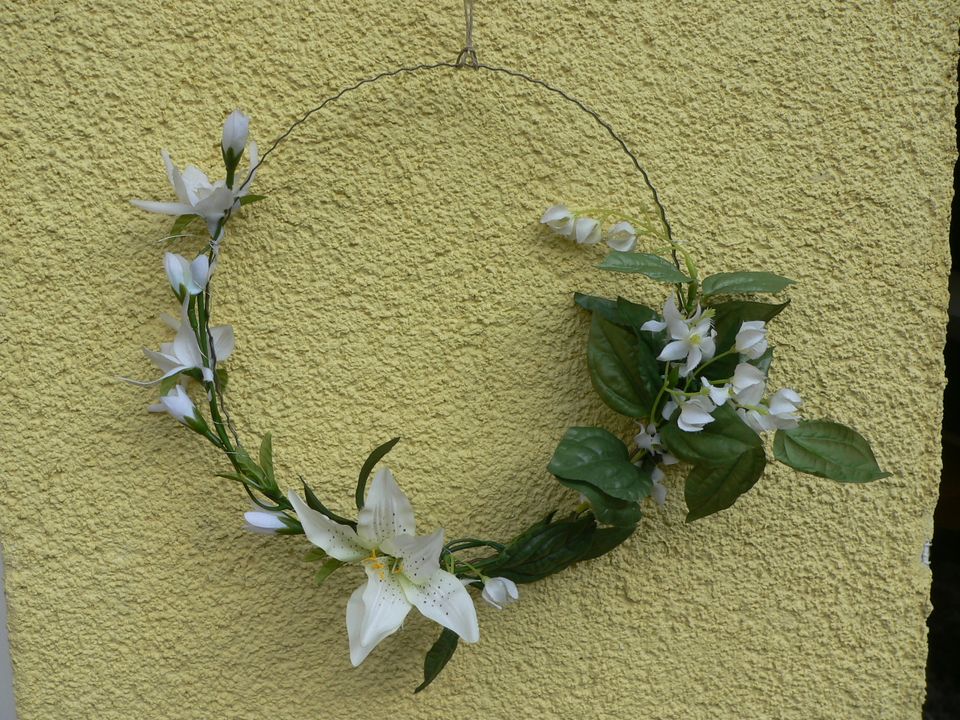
[480,577,519,610]
[642,297,717,377]
[148,385,199,424]
[134,300,234,385]
[574,217,602,245]
[731,363,766,407]
[244,506,288,534]
[221,110,250,159]
[677,395,716,433]
[132,140,259,239]
[735,321,768,360]
[767,388,802,429]
[287,468,479,666]
[605,221,637,252]
[540,204,575,237]
[164,252,214,298]
[700,377,732,406]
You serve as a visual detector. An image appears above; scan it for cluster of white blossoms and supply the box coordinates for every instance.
[644,295,802,435]
[540,204,638,252]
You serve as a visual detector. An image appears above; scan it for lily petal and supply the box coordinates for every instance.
[130,199,195,216]
[358,562,412,649]
[287,491,367,561]
[382,529,443,586]
[403,569,479,643]
[210,325,235,362]
[357,468,416,547]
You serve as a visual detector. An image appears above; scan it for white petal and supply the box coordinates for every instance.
[640,319,667,333]
[189,254,212,291]
[481,577,519,610]
[143,348,182,375]
[540,203,572,229]
[358,562,412,648]
[244,510,287,531]
[346,581,403,667]
[661,399,678,420]
[679,346,702,377]
[287,491,367,561]
[161,149,190,204]
[699,335,716,362]
[702,378,730,406]
[221,110,250,156]
[130,199,195,216]
[605,221,637,252]
[383,529,443,585]
[164,253,189,294]
[403,569,479,643]
[210,325,235,362]
[657,340,690,363]
[357,468,416,547]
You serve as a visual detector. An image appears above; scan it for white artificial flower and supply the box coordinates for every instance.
[767,388,802,429]
[731,363,766,407]
[133,300,234,385]
[700,377,732,406]
[148,385,199,425]
[540,204,575,237]
[481,577,519,610]
[661,399,678,421]
[244,506,288,534]
[735,321,768,360]
[677,396,716,432]
[221,110,250,158]
[132,120,259,240]
[634,422,661,452]
[574,217,602,245]
[650,465,668,506]
[164,252,214,298]
[605,221,637,252]
[738,408,775,434]
[642,297,717,377]
[287,468,479,666]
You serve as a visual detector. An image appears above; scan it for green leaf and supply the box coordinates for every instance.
[356,437,401,510]
[597,252,691,283]
[414,628,459,693]
[574,292,627,325]
[238,193,266,206]
[233,446,266,484]
[580,522,637,561]
[548,427,652,502]
[684,447,767,522]
[491,514,599,582]
[169,214,200,236]
[773,420,890,483]
[558,479,642,527]
[303,548,328,562]
[158,373,182,394]
[587,315,659,417]
[303,481,357,529]
[702,272,795,297]
[661,404,763,465]
[614,297,658,331]
[258,433,276,490]
[315,558,344,585]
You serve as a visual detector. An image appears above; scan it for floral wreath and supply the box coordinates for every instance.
[126,40,888,693]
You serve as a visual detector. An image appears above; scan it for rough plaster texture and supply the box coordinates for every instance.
[1,1,955,718]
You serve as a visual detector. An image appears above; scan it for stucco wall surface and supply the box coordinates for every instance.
[1,1,956,718]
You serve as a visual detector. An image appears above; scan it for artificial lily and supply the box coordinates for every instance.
[132,113,259,240]
[642,297,717,377]
[244,506,289,534]
[134,300,234,385]
[148,385,210,435]
[540,204,575,237]
[605,221,637,252]
[164,252,214,299]
[735,320,768,360]
[288,468,479,666]
[221,110,250,162]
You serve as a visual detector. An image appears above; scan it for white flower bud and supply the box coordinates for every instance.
[244,508,288,534]
[481,577,519,610]
[164,252,212,298]
[574,217,602,245]
[605,221,637,252]
[540,204,575,237]
[149,385,201,426]
[221,110,250,158]
[735,320,768,359]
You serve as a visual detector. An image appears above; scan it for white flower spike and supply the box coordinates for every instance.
[735,320,768,360]
[605,221,637,252]
[288,467,479,666]
[540,204,575,237]
[164,252,213,299]
[481,577,519,610]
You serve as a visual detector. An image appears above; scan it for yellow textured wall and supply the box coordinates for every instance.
[1,1,955,718]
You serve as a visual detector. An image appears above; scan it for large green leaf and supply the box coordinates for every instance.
[414,628,459,694]
[574,292,627,326]
[355,437,401,509]
[773,420,890,483]
[702,272,794,297]
[258,433,277,492]
[587,315,659,417]
[580,522,637,561]
[597,252,691,283]
[548,427,652,502]
[559,479,643,527]
[684,447,767,522]
[303,481,357,529]
[661,404,763,465]
[490,514,600,582]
